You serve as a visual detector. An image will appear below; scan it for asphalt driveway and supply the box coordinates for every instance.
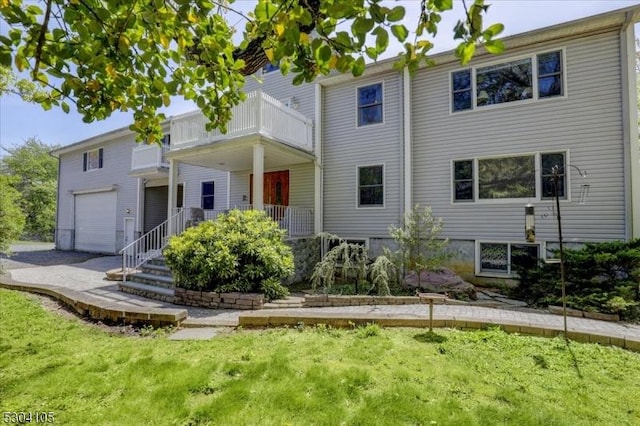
[0,243,103,270]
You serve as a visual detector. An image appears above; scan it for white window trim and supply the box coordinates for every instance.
[355,81,385,128]
[450,150,571,205]
[449,48,567,115]
[200,179,215,210]
[83,147,103,172]
[475,240,541,278]
[355,163,385,209]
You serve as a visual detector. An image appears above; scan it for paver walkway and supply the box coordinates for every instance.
[2,252,640,348]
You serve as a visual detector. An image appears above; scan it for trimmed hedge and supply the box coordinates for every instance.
[164,209,294,301]
[511,239,640,320]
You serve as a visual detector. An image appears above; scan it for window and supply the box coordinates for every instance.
[83,148,103,171]
[478,155,535,199]
[477,58,532,107]
[201,181,215,210]
[452,70,472,112]
[358,165,384,207]
[540,152,566,199]
[538,51,563,98]
[161,134,171,146]
[478,242,539,276]
[452,151,567,202]
[262,62,279,73]
[453,160,474,202]
[357,83,383,126]
[452,50,564,112]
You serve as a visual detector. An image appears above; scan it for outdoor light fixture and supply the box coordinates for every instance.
[525,203,535,242]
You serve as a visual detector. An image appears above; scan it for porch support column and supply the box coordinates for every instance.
[136,177,144,237]
[314,83,323,234]
[252,143,264,211]
[168,159,179,235]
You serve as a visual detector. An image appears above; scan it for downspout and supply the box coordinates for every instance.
[403,67,412,217]
[50,151,61,249]
[314,83,323,235]
[620,12,640,239]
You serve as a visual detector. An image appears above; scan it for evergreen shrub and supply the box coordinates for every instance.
[511,239,640,320]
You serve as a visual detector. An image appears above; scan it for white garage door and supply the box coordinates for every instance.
[75,191,117,253]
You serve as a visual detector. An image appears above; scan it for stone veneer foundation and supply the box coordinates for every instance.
[174,288,264,310]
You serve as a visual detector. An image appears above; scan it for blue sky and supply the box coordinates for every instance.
[0,0,638,150]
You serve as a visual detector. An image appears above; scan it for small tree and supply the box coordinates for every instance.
[0,175,26,254]
[386,205,449,286]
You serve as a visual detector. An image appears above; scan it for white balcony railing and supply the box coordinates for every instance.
[202,204,314,237]
[170,91,313,152]
[131,143,169,172]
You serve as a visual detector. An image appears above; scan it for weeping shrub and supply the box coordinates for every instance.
[164,209,294,301]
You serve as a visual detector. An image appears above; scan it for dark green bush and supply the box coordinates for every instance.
[164,209,294,301]
[511,239,640,320]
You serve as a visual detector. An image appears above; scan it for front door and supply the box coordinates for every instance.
[250,170,290,206]
[124,217,135,248]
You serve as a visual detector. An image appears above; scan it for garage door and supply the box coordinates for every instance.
[75,191,117,253]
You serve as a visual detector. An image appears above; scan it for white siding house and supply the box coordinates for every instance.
[53,6,639,283]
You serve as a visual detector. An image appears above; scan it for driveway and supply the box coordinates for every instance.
[0,242,103,270]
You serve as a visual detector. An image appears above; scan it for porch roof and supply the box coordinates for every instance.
[165,136,315,171]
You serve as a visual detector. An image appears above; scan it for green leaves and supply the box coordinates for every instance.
[0,0,504,141]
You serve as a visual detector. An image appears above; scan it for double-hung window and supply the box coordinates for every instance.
[83,148,103,171]
[453,151,567,202]
[452,49,564,112]
[357,83,383,126]
[358,165,384,207]
[201,181,215,210]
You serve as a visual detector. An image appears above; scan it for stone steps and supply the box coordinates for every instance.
[118,280,175,303]
[127,272,174,289]
[120,256,176,302]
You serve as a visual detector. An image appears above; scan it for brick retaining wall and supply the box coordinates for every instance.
[174,288,264,310]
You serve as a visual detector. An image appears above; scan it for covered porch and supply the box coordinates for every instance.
[166,90,320,237]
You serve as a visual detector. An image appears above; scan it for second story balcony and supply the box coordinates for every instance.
[170,91,314,155]
[129,143,170,178]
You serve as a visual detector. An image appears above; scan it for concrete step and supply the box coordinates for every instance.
[147,256,168,267]
[118,281,175,303]
[127,272,175,289]
[263,296,305,309]
[140,263,173,278]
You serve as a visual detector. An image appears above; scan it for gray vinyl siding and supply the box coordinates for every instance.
[56,134,139,253]
[228,163,315,209]
[179,164,229,211]
[411,30,625,243]
[322,72,404,238]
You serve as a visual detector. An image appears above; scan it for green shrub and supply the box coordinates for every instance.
[164,209,294,301]
[511,239,640,320]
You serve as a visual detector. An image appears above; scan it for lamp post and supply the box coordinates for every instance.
[550,164,588,338]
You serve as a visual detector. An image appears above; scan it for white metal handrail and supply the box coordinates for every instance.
[119,208,186,283]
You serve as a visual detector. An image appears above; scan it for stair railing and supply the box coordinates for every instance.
[119,208,186,283]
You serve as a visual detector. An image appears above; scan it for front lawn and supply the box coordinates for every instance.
[1,289,639,425]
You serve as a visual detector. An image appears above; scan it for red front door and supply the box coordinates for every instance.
[250,170,290,206]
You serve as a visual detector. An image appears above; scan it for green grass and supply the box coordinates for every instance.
[1,289,639,426]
